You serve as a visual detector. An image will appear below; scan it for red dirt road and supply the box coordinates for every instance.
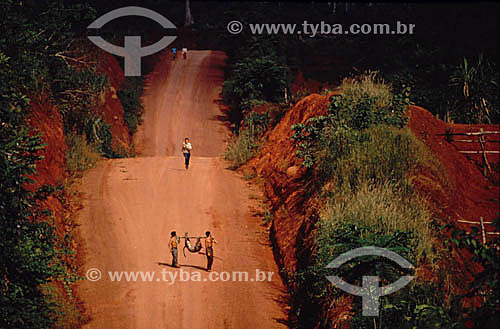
[76,51,288,329]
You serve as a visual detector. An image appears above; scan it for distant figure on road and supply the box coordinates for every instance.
[169,231,180,268]
[182,47,187,59]
[182,137,192,169]
[204,231,217,271]
[172,47,177,60]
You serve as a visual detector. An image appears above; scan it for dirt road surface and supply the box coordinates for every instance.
[76,51,288,329]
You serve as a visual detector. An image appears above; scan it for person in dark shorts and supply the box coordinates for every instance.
[204,231,217,271]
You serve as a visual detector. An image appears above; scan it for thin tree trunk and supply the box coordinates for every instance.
[185,0,194,27]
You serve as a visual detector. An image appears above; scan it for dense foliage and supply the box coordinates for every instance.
[222,36,290,126]
[118,77,145,136]
[1,1,97,327]
[196,2,499,124]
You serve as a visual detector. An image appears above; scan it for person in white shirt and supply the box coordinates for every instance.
[182,47,187,59]
[182,137,192,169]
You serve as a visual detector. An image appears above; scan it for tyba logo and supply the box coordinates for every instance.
[87,7,176,76]
[325,246,414,316]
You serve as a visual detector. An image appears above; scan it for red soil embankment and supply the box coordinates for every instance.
[24,50,135,325]
[408,106,499,233]
[95,49,131,153]
[247,93,331,273]
[26,50,133,193]
[248,94,499,278]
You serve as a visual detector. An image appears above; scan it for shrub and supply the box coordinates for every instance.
[52,65,107,136]
[332,72,408,130]
[288,72,457,329]
[117,77,144,135]
[320,182,434,263]
[65,134,101,175]
[290,182,451,329]
[224,111,270,168]
[224,127,260,169]
[223,54,289,119]
[317,125,446,192]
[82,114,114,158]
[292,73,410,169]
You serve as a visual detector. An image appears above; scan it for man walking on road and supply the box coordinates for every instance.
[204,231,217,272]
[182,137,192,169]
[169,231,180,268]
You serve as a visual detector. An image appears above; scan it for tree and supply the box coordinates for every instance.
[185,0,194,27]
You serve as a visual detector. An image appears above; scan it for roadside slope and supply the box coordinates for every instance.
[76,50,287,329]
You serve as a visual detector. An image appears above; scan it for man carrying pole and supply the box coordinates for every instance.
[204,231,217,272]
[169,231,180,268]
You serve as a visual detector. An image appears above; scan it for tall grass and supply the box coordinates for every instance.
[224,127,260,169]
[319,181,434,262]
[316,125,447,193]
[339,71,393,111]
[65,134,100,174]
[224,111,269,168]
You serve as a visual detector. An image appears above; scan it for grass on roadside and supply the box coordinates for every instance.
[65,134,101,175]
[224,127,261,169]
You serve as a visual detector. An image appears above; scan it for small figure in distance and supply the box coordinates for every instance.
[182,47,187,59]
[172,47,177,60]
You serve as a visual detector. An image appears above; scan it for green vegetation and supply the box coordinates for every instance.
[449,55,499,124]
[292,73,409,169]
[0,1,98,327]
[65,134,101,175]
[224,127,261,169]
[224,112,269,169]
[444,218,500,328]
[223,52,289,118]
[209,2,498,327]
[200,3,498,124]
[287,75,468,328]
[117,77,145,136]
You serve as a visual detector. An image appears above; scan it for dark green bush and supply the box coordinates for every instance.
[292,73,410,169]
[223,54,289,123]
[117,77,145,135]
[1,2,97,327]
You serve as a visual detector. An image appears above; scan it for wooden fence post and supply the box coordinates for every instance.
[478,128,492,176]
[480,217,486,244]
